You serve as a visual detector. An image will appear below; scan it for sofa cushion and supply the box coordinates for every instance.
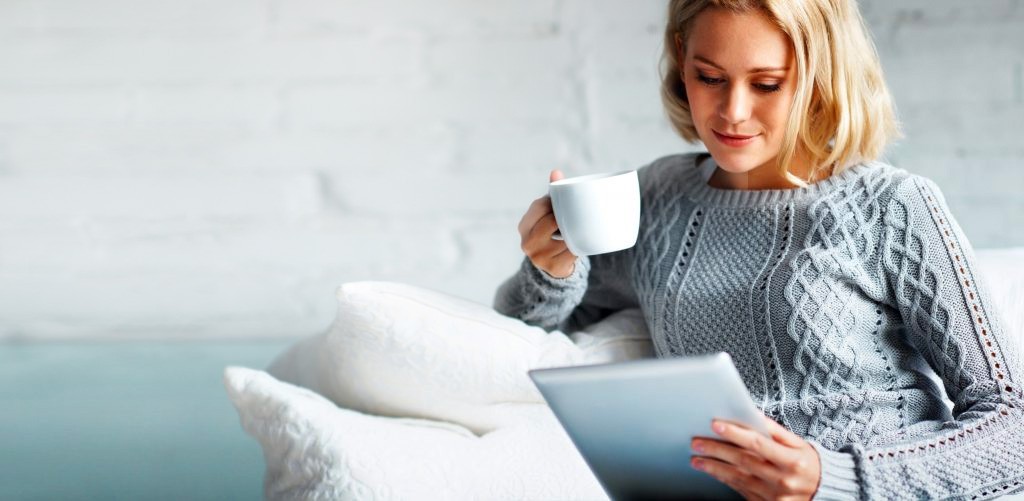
[223,366,608,501]
[264,281,652,435]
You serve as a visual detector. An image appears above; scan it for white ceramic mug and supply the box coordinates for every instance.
[549,170,641,256]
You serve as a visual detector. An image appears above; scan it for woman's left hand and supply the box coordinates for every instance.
[690,415,821,501]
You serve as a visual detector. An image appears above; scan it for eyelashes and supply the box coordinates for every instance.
[697,73,782,94]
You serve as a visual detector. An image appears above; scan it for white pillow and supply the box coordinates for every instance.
[975,248,1024,354]
[223,366,609,501]
[265,281,653,435]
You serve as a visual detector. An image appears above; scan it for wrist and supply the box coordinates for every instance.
[525,255,588,286]
[807,441,859,501]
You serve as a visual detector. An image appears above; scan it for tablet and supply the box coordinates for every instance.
[528,352,768,501]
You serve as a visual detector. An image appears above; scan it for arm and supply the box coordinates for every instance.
[815,175,1024,500]
[493,158,661,333]
[494,248,640,334]
[493,254,592,333]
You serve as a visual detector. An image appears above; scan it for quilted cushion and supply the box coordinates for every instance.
[264,281,652,435]
[223,366,608,500]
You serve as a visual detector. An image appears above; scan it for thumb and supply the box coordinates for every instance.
[549,169,565,183]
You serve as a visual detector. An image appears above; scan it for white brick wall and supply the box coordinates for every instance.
[0,0,1021,340]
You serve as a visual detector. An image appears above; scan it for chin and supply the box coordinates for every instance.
[706,149,765,174]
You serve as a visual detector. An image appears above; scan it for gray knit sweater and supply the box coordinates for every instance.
[493,152,1024,500]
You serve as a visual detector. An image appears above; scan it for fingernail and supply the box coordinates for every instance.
[692,441,704,453]
[692,458,705,471]
[712,421,726,434]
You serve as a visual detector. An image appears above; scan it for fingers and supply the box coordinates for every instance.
[737,489,766,501]
[516,196,553,238]
[523,213,564,258]
[518,169,567,240]
[695,419,822,499]
[711,420,801,469]
[691,438,781,484]
[763,415,807,448]
[517,169,576,278]
[549,246,575,261]
[692,457,770,500]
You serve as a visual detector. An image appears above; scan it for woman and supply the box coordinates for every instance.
[494,0,1024,499]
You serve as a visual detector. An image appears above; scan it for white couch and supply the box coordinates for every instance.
[225,248,1024,500]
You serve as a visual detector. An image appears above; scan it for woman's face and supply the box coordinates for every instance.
[677,8,798,177]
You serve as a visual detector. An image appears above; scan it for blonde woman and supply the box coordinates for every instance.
[495,0,1024,499]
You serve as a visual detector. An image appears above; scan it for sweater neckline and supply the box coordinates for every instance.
[685,153,877,208]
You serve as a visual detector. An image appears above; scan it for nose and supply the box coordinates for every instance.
[718,84,752,125]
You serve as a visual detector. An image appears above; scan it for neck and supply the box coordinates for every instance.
[708,151,832,190]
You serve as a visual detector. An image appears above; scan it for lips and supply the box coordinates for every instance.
[716,131,755,139]
[713,129,759,147]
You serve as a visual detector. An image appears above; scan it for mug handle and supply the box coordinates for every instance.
[551,230,564,241]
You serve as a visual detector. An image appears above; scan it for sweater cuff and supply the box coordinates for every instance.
[809,441,859,501]
[522,255,590,292]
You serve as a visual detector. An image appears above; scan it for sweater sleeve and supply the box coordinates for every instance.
[491,158,663,333]
[816,175,1024,500]
[492,254,592,333]
[492,242,640,333]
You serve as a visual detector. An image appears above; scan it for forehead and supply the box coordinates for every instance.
[685,7,793,68]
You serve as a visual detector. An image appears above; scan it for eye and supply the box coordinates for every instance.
[697,73,725,86]
[695,71,782,93]
[754,83,782,93]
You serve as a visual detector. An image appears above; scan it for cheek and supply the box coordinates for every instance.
[683,83,713,121]
[765,91,796,128]
[752,97,790,142]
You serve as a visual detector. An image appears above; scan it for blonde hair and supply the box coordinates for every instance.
[660,0,901,183]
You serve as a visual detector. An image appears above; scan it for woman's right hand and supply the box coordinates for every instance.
[517,169,578,279]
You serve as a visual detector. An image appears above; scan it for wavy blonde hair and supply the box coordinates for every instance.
[660,0,900,183]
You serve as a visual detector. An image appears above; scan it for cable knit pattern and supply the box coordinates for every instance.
[493,152,1024,500]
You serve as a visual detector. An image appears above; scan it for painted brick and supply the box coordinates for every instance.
[29,0,270,35]
[894,103,1024,157]
[562,0,667,33]
[131,85,279,126]
[589,75,667,124]
[328,168,546,217]
[946,197,1024,249]
[0,87,129,124]
[424,37,573,81]
[0,174,324,220]
[454,122,574,176]
[0,125,460,175]
[272,0,559,38]
[898,154,1024,199]
[859,0,1024,27]
[437,218,525,305]
[0,38,421,86]
[589,120,698,171]
[875,24,1023,105]
[0,0,1021,340]
[577,29,666,79]
[0,1,42,31]
[283,78,572,127]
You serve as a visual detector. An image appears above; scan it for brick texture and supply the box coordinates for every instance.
[0,0,1020,339]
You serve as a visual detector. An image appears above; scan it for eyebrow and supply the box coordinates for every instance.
[693,55,788,74]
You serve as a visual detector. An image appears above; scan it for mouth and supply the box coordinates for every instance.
[712,130,759,147]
